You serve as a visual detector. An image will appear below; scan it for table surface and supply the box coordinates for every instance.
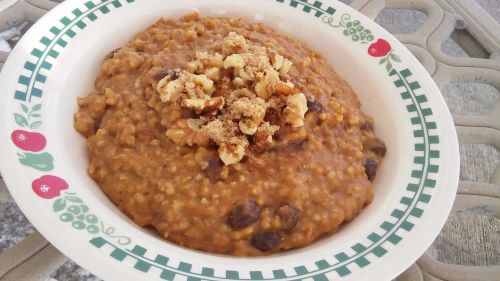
[0,0,499,280]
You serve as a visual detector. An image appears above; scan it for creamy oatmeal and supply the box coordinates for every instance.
[74,13,386,256]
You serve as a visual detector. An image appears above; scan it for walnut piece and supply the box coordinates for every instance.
[224,54,246,69]
[253,122,279,151]
[191,74,214,94]
[271,53,285,70]
[156,32,310,165]
[186,60,203,73]
[204,67,220,81]
[222,32,247,55]
[239,119,259,135]
[284,93,308,127]
[196,51,224,68]
[181,96,225,114]
[280,59,293,76]
[274,80,297,96]
[166,119,209,146]
[218,142,246,165]
[157,75,184,102]
[232,77,246,88]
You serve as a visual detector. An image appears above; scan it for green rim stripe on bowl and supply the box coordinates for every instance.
[11,0,440,279]
[14,0,134,102]
[275,0,336,17]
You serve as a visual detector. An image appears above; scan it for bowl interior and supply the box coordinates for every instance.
[46,0,414,261]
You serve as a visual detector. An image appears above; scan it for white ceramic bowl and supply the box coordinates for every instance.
[0,0,459,280]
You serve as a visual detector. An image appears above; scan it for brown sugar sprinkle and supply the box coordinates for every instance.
[157,32,308,165]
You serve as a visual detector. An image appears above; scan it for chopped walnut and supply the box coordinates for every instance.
[166,119,209,146]
[157,71,184,102]
[239,119,258,135]
[254,69,278,100]
[222,32,247,55]
[284,93,308,127]
[191,74,214,94]
[157,70,216,103]
[224,54,246,69]
[232,77,246,88]
[231,97,267,135]
[204,67,220,81]
[181,96,225,114]
[253,122,279,151]
[280,59,293,76]
[156,32,309,164]
[218,142,247,165]
[195,51,224,68]
[236,68,255,82]
[271,53,285,70]
[201,119,249,165]
[186,60,203,73]
[274,80,297,96]
[255,81,270,100]
[201,119,236,144]
[270,52,292,76]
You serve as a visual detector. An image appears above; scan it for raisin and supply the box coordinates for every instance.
[273,139,308,153]
[251,230,282,251]
[93,116,103,133]
[227,201,262,229]
[293,139,308,150]
[154,68,181,81]
[153,68,170,81]
[170,69,181,80]
[360,120,374,131]
[205,157,224,183]
[264,108,282,126]
[364,138,386,157]
[360,114,375,131]
[276,205,300,231]
[104,48,120,60]
[306,98,325,113]
[364,157,379,181]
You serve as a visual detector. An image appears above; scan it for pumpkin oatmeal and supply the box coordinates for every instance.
[74,13,386,256]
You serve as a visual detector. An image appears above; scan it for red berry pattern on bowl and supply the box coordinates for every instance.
[322,14,402,72]
[368,39,401,72]
[32,175,69,199]
[368,39,391,57]
[11,130,47,152]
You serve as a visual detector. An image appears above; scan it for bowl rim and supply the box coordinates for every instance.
[0,0,460,280]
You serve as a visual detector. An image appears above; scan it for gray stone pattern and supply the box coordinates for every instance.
[1,0,499,280]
